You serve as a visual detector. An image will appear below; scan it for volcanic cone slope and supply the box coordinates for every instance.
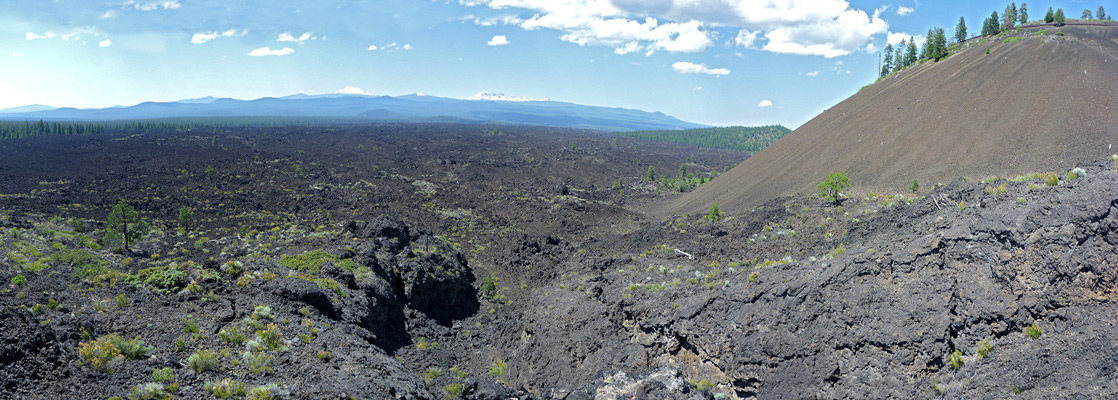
[670,23,1118,215]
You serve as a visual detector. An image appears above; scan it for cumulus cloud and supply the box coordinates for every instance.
[247,47,294,56]
[124,0,181,11]
[278,32,316,44]
[672,61,730,76]
[367,42,413,52]
[758,100,773,107]
[25,32,55,40]
[99,39,112,47]
[896,6,914,16]
[192,29,245,44]
[805,70,820,76]
[488,35,509,46]
[694,86,703,91]
[458,0,888,58]
[887,32,925,47]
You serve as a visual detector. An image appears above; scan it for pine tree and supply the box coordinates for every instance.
[928,27,948,61]
[1054,8,1066,26]
[955,16,968,43]
[1004,3,1017,30]
[982,11,1001,36]
[881,44,894,77]
[904,37,918,67]
[1098,6,1107,21]
[1082,9,1093,20]
[105,200,150,253]
[893,40,905,71]
[1019,3,1029,24]
[1045,7,1054,23]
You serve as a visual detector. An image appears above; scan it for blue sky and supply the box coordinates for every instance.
[0,1,1106,128]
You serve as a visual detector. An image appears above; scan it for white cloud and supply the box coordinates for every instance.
[125,0,181,11]
[247,47,294,56]
[100,10,117,19]
[758,100,773,107]
[366,42,412,52]
[468,92,549,102]
[805,70,820,76]
[488,35,509,46]
[99,40,112,47]
[192,29,244,44]
[334,86,374,96]
[896,6,914,16]
[25,32,53,40]
[886,32,925,47]
[693,86,703,91]
[278,32,316,44]
[735,29,760,48]
[459,0,887,58]
[672,61,730,76]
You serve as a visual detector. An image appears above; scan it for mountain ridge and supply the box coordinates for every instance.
[0,93,707,132]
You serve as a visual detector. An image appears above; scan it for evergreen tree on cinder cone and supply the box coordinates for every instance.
[881,44,894,77]
[1045,7,1054,23]
[645,166,656,182]
[1003,3,1017,31]
[983,11,1002,36]
[1082,9,1093,20]
[817,173,851,205]
[703,202,723,235]
[1054,8,1066,26]
[955,17,968,43]
[904,37,918,67]
[894,39,905,70]
[1019,3,1029,24]
[1098,6,1107,21]
[105,200,150,253]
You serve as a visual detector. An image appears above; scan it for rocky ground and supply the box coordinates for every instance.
[1,124,1115,399]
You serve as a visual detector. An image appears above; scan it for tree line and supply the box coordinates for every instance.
[880,3,1110,79]
[618,125,791,153]
[0,117,371,140]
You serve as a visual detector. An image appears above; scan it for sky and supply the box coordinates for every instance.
[0,0,1108,128]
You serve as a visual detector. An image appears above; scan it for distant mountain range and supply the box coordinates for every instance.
[0,92,706,132]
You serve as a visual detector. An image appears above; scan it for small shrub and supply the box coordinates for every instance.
[130,382,172,400]
[424,367,442,384]
[316,350,333,361]
[247,384,278,400]
[444,383,465,397]
[1111,154,1118,171]
[976,339,993,359]
[132,264,186,292]
[219,326,246,345]
[256,324,284,350]
[748,272,759,282]
[910,179,919,193]
[252,305,273,320]
[204,379,246,399]
[480,272,499,299]
[78,333,152,373]
[115,293,129,308]
[947,349,964,370]
[11,274,26,287]
[689,379,716,391]
[152,367,175,382]
[1025,322,1043,339]
[184,319,198,334]
[1065,167,1085,182]
[957,201,966,211]
[1041,172,1059,186]
[187,349,219,373]
[488,359,507,377]
[242,351,273,375]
